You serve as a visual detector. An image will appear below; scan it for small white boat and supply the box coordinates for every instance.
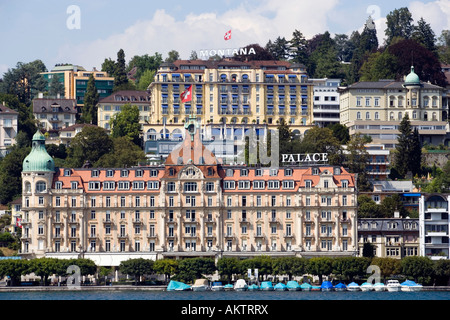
[360,282,373,291]
[347,282,360,292]
[234,279,248,291]
[401,280,423,292]
[386,279,402,292]
[192,279,209,292]
[373,283,386,291]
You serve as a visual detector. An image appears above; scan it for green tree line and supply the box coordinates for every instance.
[1,256,448,287]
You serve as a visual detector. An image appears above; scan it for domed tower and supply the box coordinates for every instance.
[21,130,55,258]
[403,66,423,118]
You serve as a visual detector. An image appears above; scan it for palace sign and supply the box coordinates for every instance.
[282,153,329,163]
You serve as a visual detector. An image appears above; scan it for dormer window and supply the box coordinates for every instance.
[312,168,319,175]
[91,170,99,177]
[120,170,129,177]
[64,169,71,176]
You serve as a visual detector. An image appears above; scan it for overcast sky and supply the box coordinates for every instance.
[0,0,449,76]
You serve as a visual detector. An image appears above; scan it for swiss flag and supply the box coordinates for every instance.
[180,85,192,103]
[224,29,231,41]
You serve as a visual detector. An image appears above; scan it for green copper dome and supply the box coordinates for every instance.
[22,130,55,172]
[404,66,420,86]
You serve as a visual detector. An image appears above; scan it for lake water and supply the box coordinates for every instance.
[1,289,447,319]
[0,289,449,300]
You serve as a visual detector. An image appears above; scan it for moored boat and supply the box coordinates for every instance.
[192,279,209,292]
[286,280,301,291]
[211,281,224,291]
[248,283,260,291]
[234,279,248,291]
[334,283,347,291]
[300,282,312,291]
[311,285,321,291]
[274,282,287,291]
[401,280,423,292]
[360,282,374,291]
[167,280,191,291]
[373,282,386,291]
[386,279,402,292]
[346,282,360,292]
[320,281,333,291]
[224,284,234,291]
[260,281,274,291]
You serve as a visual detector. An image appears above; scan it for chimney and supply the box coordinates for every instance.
[394,211,400,218]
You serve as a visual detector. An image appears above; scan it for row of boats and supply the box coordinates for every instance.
[167,279,423,292]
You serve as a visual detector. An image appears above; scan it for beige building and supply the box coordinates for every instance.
[20,118,358,266]
[357,215,420,259]
[340,66,447,149]
[32,98,77,134]
[97,90,151,131]
[143,59,314,143]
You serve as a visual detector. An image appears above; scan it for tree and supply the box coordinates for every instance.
[388,39,447,86]
[290,30,309,64]
[127,53,163,85]
[332,257,370,282]
[109,104,142,146]
[380,194,408,218]
[165,50,180,63]
[371,257,402,282]
[306,257,333,283]
[233,44,274,61]
[81,73,99,124]
[272,257,306,281]
[300,127,343,165]
[394,113,412,178]
[48,73,65,97]
[137,69,156,91]
[384,7,414,45]
[409,127,422,177]
[433,259,450,286]
[0,60,47,105]
[0,145,31,204]
[101,58,116,76]
[357,195,383,218]
[217,257,240,283]
[328,123,349,144]
[113,49,133,91]
[96,136,147,168]
[175,258,216,283]
[412,17,437,53]
[0,259,29,286]
[153,259,179,284]
[359,22,379,54]
[359,50,398,81]
[334,34,354,63]
[266,36,290,61]
[28,258,66,286]
[401,256,434,284]
[0,93,37,141]
[437,30,450,64]
[65,126,113,168]
[189,51,198,60]
[119,258,154,285]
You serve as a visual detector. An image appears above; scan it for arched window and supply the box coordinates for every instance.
[24,182,31,193]
[36,181,47,193]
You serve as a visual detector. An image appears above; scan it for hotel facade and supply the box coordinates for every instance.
[20,118,358,266]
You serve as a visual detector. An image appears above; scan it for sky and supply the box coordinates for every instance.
[0,0,449,76]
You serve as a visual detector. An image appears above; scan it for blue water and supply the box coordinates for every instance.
[0,289,449,300]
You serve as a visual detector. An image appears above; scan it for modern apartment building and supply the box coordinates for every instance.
[339,66,448,149]
[310,78,341,128]
[419,194,450,260]
[20,117,358,266]
[0,103,19,157]
[145,59,314,144]
[41,64,114,106]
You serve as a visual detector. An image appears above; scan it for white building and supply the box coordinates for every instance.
[311,78,341,128]
[419,194,450,260]
[0,103,19,157]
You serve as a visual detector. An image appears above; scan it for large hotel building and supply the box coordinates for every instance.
[20,117,358,266]
[97,59,315,157]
